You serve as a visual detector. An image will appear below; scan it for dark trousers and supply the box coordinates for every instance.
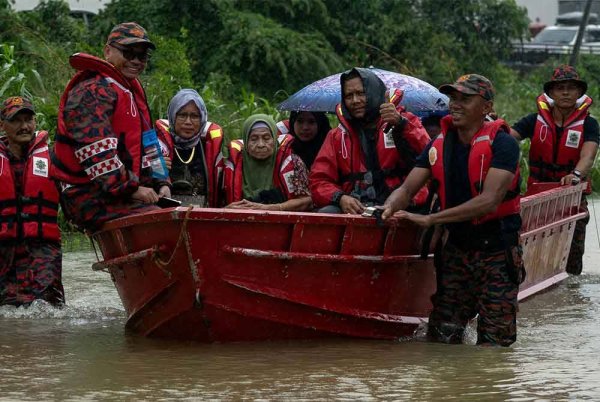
[427,242,522,346]
[566,196,589,275]
[0,241,64,307]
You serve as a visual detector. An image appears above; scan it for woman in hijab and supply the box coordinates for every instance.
[288,111,331,170]
[156,89,224,207]
[224,114,312,211]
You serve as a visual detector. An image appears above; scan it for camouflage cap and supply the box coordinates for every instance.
[106,22,155,50]
[543,64,587,94]
[439,74,495,101]
[1,96,35,121]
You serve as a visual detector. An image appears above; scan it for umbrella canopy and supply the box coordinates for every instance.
[277,67,449,119]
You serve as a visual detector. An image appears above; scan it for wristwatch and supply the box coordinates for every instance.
[572,169,583,179]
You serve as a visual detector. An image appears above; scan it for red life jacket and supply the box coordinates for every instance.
[310,88,430,207]
[276,119,290,136]
[430,116,520,224]
[223,135,296,204]
[51,53,151,184]
[529,93,592,192]
[0,131,60,242]
[155,119,224,207]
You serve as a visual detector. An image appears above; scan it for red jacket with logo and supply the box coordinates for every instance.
[309,89,430,208]
[430,116,520,224]
[0,131,60,242]
[155,119,224,207]
[529,93,592,192]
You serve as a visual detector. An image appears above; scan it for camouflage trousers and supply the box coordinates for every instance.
[60,183,159,233]
[427,242,523,347]
[566,196,589,275]
[0,241,64,307]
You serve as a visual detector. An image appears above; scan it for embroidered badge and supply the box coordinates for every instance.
[565,129,581,148]
[428,147,438,166]
[32,156,48,177]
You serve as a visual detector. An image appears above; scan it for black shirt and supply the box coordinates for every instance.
[415,129,521,240]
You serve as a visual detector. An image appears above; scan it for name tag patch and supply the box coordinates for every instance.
[32,156,49,177]
[565,129,581,148]
[384,129,396,149]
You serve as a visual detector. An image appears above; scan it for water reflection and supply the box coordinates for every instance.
[1,212,600,400]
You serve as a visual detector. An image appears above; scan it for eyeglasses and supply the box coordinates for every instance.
[110,43,151,62]
[175,112,201,122]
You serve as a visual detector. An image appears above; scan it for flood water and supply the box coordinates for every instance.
[2,206,600,401]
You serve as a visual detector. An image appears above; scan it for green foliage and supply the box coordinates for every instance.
[141,35,194,119]
[5,0,600,232]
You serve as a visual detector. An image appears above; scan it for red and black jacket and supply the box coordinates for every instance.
[529,93,592,192]
[0,131,60,242]
[155,119,224,207]
[51,53,152,185]
[430,116,520,224]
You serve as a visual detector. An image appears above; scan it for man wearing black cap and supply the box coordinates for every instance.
[50,22,170,232]
[382,74,523,347]
[511,64,599,275]
[0,96,64,307]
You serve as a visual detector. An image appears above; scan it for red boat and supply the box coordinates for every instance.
[92,183,587,342]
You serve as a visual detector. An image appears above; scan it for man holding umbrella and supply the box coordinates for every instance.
[309,67,430,214]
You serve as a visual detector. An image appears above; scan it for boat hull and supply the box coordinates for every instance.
[93,183,587,342]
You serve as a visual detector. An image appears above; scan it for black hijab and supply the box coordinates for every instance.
[340,67,386,126]
[289,111,331,169]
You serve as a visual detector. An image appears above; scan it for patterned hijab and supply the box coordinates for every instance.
[167,89,208,149]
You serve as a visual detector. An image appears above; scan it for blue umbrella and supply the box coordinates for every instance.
[277,67,449,119]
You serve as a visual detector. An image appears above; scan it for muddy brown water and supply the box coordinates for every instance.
[2,204,600,401]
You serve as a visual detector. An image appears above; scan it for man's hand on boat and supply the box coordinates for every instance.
[382,209,433,227]
[158,185,171,199]
[340,195,366,214]
[132,185,171,204]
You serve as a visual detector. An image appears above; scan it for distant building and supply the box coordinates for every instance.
[11,0,109,15]
[516,0,559,25]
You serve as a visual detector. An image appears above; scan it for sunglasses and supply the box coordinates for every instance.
[110,43,151,62]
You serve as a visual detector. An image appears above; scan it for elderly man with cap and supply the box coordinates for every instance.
[511,65,599,275]
[0,96,64,307]
[50,22,170,233]
[381,74,523,347]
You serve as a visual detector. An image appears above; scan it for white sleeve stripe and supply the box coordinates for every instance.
[75,138,118,163]
[85,156,123,179]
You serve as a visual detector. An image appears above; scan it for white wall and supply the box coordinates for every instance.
[11,0,109,14]
[516,0,559,25]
